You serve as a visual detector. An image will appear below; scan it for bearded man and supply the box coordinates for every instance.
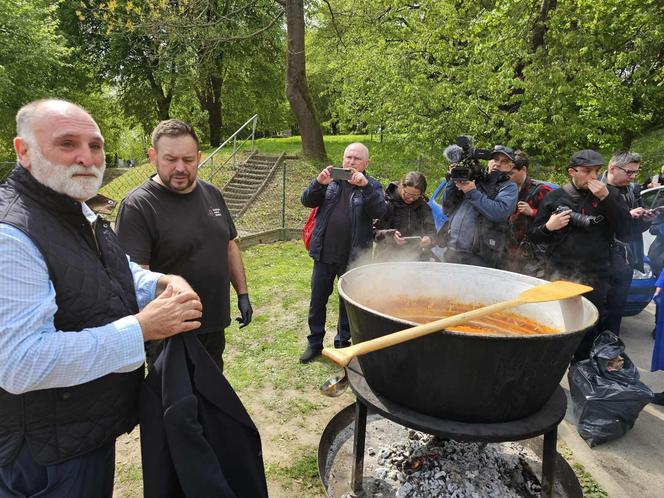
[115,119,252,371]
[0,99,203,496]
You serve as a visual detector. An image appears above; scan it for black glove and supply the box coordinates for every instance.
[236,293,253,328]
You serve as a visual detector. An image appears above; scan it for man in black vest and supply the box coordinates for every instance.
[0,99,203,497]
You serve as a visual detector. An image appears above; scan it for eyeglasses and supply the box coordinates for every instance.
[614,165,640,177]
[401,189,422,200]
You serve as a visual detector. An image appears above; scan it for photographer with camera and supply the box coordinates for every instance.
[530,150,631,361]
[439,140,518,268]
[299,143,386,363]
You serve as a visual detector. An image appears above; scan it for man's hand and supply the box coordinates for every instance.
[420,235,432,248]
[545,209,571,231]
[156,274,198,297]
[633,207,659,222]
[135,285,202,341]
[454,180,476,193]
[587,180,609,200]
[236,293,253,328]
[517,201,534,216]
[316,166,333,185]
[348,168,368,187]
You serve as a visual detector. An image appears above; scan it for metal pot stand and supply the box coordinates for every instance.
[318,358,582,498]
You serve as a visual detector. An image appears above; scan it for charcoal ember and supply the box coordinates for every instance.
[396,482,414,497]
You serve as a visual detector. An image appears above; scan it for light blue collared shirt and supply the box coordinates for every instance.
[0,204,161,394]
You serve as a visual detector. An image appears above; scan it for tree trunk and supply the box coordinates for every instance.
[202,72,223,147]
[285,0,327,161]
[531,0,558,52]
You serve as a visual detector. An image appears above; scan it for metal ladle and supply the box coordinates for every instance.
[320,370,349,397]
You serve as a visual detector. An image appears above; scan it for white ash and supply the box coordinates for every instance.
[362,429,542,498]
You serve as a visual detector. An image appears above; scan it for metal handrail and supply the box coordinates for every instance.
[198,114,258,170]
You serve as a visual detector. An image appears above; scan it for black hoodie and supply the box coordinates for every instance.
[374,182,436,241]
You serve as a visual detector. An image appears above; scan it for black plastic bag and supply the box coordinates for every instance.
[568,331,654,447]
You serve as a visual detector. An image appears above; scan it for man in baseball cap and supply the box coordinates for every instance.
[489,145,515,173]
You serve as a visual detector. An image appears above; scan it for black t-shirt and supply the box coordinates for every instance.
[115,178,238,333]
[322,181,352,264]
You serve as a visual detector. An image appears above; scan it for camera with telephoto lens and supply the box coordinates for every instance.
[554,205,604,230]
[443,135,493,182]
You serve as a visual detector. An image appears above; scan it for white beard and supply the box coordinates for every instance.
[28,147,105,202]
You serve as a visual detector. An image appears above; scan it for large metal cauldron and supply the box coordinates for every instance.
[338,262,598,423]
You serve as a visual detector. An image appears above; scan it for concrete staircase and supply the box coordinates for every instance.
[222,152,285,218]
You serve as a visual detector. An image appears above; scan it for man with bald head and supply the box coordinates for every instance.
[0,99,203,496]
[299,143,387,362]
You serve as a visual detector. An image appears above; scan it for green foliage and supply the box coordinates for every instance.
[0,0,72,159]
[307,0,664,168]
[70,0,289,143]
[633,126,664,178]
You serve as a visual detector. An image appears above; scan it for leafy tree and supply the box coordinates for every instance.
[0,0,72,159]
[307,0,664,169]
[72,0,287,146]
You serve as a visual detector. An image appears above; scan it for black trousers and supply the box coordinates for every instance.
[307,260,350,349]
[0,440,115,498]
[604,249,633,336]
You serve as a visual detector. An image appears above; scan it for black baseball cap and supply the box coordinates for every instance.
[569,149,604,167]
[490,145,515,162]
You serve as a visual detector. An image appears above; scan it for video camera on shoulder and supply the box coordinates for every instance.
[444,135,493,182]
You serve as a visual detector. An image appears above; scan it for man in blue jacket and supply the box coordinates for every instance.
[441,145,518,267]
[299,143,387,363]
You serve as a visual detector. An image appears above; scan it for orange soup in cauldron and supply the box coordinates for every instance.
[361,297,558,336]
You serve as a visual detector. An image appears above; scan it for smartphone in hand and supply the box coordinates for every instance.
[331,167,352,181]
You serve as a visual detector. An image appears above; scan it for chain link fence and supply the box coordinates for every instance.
[1,157,311,245]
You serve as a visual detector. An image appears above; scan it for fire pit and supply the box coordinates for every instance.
[339,262,598,422]
[318,359,582,498]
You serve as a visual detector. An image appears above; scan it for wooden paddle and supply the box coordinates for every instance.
[322,280,592,367]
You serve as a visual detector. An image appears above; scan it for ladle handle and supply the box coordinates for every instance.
[322,298,524,367]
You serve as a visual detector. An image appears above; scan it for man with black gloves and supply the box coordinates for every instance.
[116,119,252,371]
[602,151,656,335]
[440,145,518,267]
[530,150,631,360]
[300,143,387,363]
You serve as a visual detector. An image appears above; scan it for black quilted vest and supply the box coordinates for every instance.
[0,166,142,465]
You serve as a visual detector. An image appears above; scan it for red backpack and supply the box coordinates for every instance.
[302,207,318,250]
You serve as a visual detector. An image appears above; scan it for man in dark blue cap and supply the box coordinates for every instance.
[440,144,518,267]
[530,149,631,361]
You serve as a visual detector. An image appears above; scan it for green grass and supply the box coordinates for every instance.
[266,454,322,493]
[114,462,143,496]
[559,444,608,498]
[245,134,446,189]
[224,241,342,392]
